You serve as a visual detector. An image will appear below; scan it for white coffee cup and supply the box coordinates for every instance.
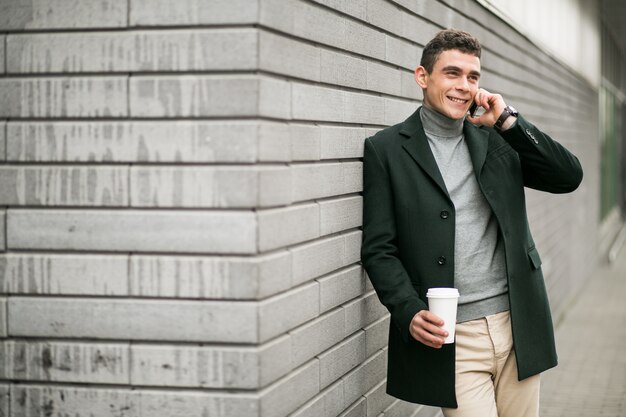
[426,287,460,344]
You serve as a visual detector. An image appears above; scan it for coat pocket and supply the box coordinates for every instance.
[527,246,542,270]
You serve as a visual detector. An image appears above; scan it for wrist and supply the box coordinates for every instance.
[495,105,518,131]
[500,115,517,131]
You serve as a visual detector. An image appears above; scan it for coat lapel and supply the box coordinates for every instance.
[463,121,490,181]
[400,108,450,198]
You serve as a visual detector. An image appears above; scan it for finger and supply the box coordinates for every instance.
[477,88,491,110]
[466,114,480,125]
[419,310,444,326]
[414,328,445,348]
[412,314,448,338]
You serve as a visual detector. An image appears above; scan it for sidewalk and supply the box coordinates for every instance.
[540,248,626,417]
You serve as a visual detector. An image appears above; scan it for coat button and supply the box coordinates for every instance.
[440,210,449,219]
[437,256,446,265]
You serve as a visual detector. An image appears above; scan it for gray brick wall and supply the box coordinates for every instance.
[0,0,598,416]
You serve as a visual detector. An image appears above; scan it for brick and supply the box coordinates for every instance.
[259,122,291,162]
[401,13,440,46]
[0,298,6,337]
[258,203,320,251]
[0,210,4,251]
[259,282,319,342]
[339,397,366,417]
[319,196,363,235]
[344,290,388,335]
[290,124,321,161]
[130,166,291,208]
[292,162,362,202]
[7,29,257,73]
[133,29,258,72]
[380,400,421,417]
[0,253,128,295]
[365,380,394,417]
[0,0,127,30]
[291,234,347,286]
[130,75,290,119]
[385,35,421,71]
[292,84,345,122]
[0,165,128,206]
[258,335,294,387]
[385,97,418,126]
[319,126,367,159]
[260,359,320,417]
[7,209,257,254]
[319,331,366,388]
[7,121,288,163]
[260,31,320,82]
[364,315,390,358]
[131,336,291,388]
[345,231,362,264]
[130,0,258,26]
[0,37,4,74]
[0,391,6,417]
[0,77,128,118]
[343,18,386,60]
[366,0,402,34]
[291,380,345,417]
[0,384,7,417]
[342,349,387,406]
[343,90,386,125]
[366,61,402,96]
[0,340,129,384]
[294,83,385,124]
[8,297,258,343]
[319,266,367,313]
[320,50,367,90]
[7,32,130,73]
[0,121,5,160]
[310,0,366,19]
[11,385,259,417]
[291,1,348,52]
[401,70,422,101]
[129,251,291,300]
[290,307,345,368]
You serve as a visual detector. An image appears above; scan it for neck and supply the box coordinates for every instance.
[420,105,464,138]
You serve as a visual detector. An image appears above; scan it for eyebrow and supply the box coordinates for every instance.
[442,65,481,77]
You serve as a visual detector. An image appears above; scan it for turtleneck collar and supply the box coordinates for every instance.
[419,105,464,138]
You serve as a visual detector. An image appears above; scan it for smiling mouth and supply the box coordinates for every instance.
[447,96,469,104]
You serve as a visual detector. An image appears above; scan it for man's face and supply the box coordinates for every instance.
[415,49,481,120]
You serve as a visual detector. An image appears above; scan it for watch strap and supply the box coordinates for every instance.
[495,105,518,130]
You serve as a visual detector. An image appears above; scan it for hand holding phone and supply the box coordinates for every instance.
[468,102,484,117]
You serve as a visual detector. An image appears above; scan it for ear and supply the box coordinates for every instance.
[414,66,429,89]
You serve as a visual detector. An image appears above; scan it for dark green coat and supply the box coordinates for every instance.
[361,107,583,408]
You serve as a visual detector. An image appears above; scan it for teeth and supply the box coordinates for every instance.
[448,97,467,103]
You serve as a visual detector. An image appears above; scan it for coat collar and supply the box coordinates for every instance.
[399,107,490,196]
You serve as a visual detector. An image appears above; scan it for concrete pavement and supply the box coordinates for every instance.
[540,248,626,417]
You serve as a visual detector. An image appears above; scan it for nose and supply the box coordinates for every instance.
[456,76,470,91]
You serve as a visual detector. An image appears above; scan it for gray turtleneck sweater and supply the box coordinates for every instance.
[420,105,509,323]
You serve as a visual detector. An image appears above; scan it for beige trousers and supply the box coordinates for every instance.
[441,311,540,417]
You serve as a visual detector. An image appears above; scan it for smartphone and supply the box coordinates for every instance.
[468,102,484,117]
[469,102,477,117]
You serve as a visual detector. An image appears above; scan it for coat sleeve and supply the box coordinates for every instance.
[361,137,428,343]
[500,114,583,193]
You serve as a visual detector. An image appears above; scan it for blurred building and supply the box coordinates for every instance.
[0,1,624,416]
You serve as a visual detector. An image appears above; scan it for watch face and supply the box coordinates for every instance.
[508,106,518,115]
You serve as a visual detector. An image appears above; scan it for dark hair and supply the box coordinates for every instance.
[420,29,481,73]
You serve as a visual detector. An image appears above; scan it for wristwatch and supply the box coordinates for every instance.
[495,105,518,130]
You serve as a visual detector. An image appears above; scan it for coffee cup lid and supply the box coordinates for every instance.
[426,287,459,298]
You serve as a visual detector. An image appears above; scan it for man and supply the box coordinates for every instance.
[361,29,582,417]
